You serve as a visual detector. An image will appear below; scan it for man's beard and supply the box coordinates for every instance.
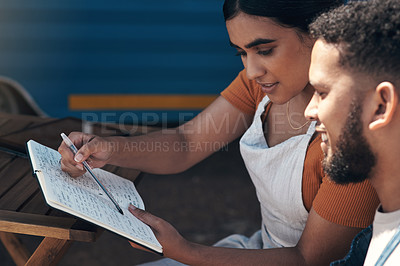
[323,100,376,185]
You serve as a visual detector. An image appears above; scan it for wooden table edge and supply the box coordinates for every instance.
[0,210,99,242]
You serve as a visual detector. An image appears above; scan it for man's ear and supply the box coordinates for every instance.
[369,82,398,130]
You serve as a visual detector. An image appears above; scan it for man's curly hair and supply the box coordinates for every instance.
[309,0,400,86]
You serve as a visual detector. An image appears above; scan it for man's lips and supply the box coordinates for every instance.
[316,125,329,155]
[315,124,326,133]
[321,133,328,142]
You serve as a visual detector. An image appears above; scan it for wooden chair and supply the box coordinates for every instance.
[0,113,144,265]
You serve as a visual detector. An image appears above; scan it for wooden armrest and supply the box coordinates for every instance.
[0,210,100,242]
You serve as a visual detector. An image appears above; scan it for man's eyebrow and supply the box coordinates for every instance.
[310,80,329,89]
[229,38,276,49]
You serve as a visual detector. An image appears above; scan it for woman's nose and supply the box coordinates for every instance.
[245,55,266,80]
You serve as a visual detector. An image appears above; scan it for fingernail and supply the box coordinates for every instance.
[75,164,84,171]
[74,153,83,162]
[129,204,136,211]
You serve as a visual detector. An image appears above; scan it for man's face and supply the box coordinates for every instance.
[305,40,376,184]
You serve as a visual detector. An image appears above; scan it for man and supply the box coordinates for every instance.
[305,0,400,265]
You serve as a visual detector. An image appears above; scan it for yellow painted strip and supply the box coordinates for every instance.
[69,94,218,110]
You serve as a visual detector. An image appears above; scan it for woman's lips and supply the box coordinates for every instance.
[259,82,279,94]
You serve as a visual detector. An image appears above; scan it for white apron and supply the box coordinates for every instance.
[240,95,316,248]
[138,95,317,266]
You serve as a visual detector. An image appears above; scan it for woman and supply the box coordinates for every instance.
[59,0,379,264]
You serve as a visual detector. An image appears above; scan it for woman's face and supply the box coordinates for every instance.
[226,13,313,104]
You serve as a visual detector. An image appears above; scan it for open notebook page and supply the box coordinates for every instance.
[27,140,162,253]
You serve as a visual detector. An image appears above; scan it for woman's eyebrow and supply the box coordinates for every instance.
[229,41,241,49]
[245,38,276,49]
[229,38,276,50]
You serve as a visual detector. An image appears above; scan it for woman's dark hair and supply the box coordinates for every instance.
[223,0,344,33]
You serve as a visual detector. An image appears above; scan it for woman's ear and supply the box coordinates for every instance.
[369,82,398,130]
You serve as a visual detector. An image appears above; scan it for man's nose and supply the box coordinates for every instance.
[305,94,319,121]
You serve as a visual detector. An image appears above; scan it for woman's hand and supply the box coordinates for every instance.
[58,132,114,177]
[128,204,192,260]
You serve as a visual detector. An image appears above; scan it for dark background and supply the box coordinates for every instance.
[0,0,242,124]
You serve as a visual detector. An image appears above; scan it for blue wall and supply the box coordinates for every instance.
[0,0,242,124]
